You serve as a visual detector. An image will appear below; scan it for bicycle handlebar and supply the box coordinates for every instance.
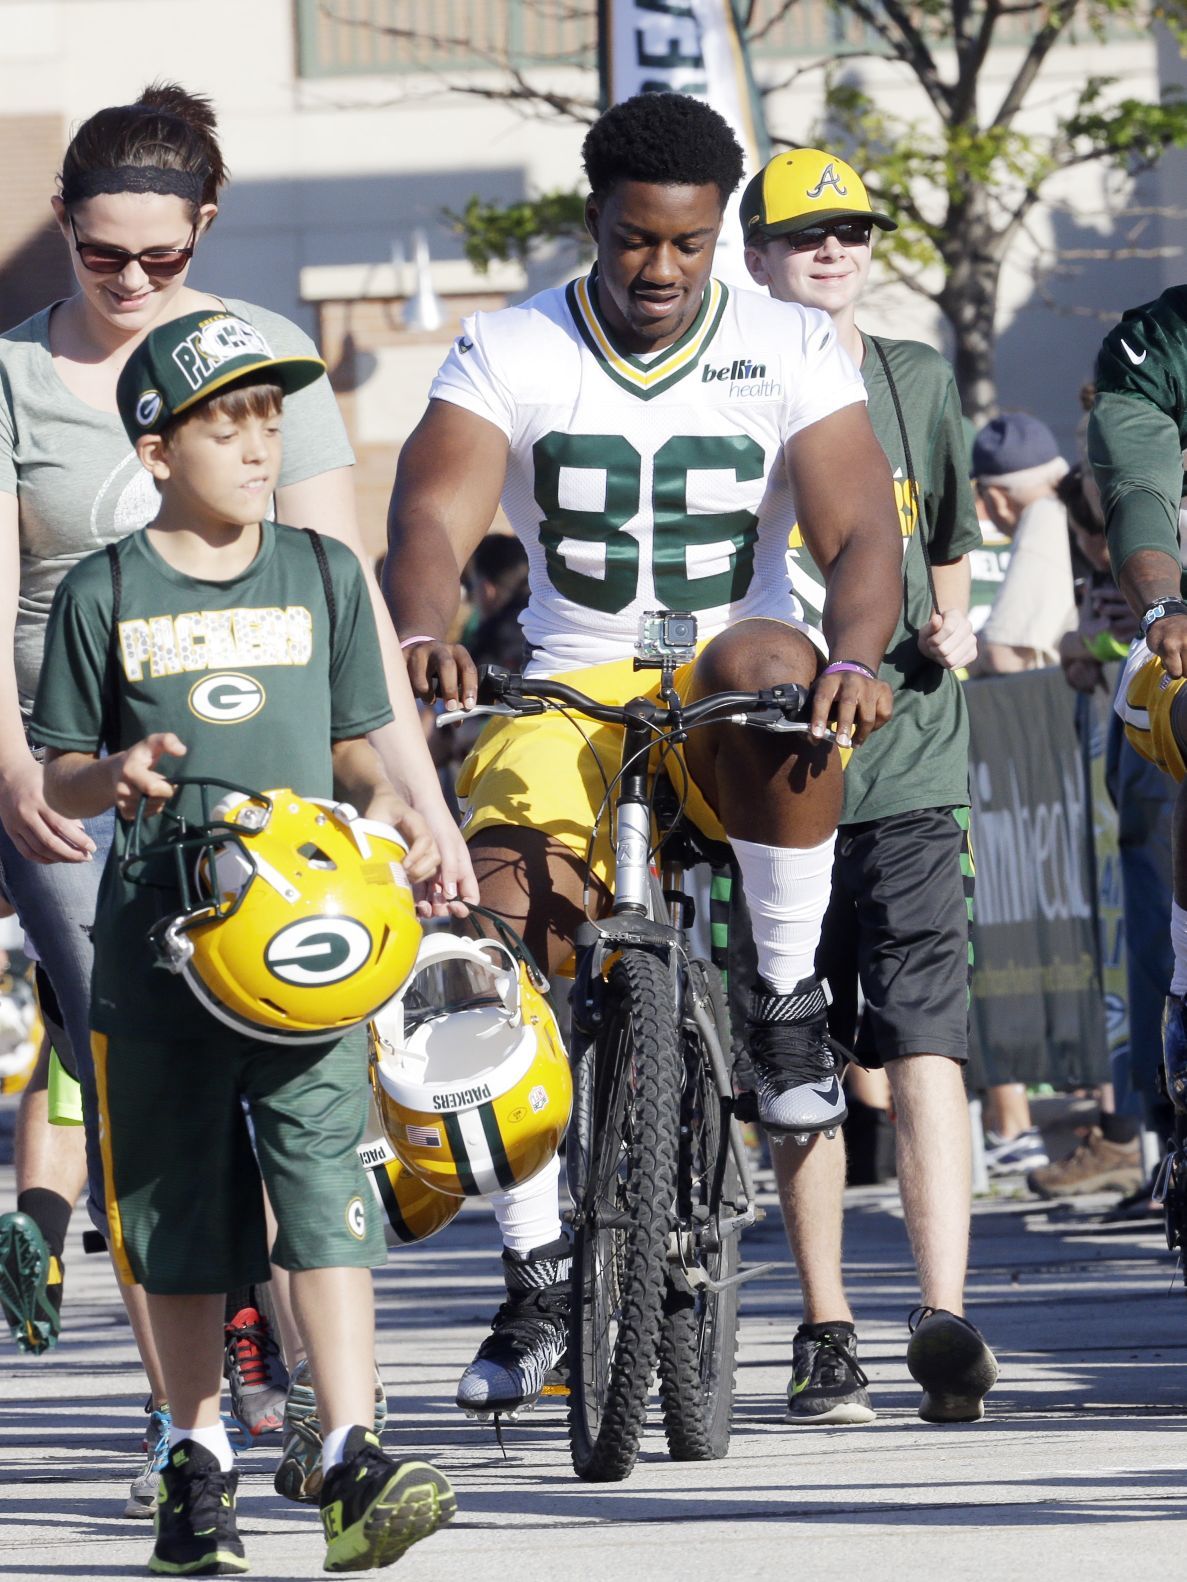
[475,664,811,732]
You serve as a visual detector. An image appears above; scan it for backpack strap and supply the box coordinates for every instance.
[868,335,940,620]
[306,528,338,663]
[103,542,122,749]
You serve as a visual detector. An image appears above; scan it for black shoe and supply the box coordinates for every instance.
[148,1440,247,1576]
[455,1235,571,1416]
[787,1321,876,1425]
[747,976,847,1136]
[320,1426,455,1572]
[906,1307,998,1423]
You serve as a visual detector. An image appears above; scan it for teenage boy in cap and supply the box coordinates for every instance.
[972,412,1075,671]
[29,311,455,1576]
[744,148,998,1425]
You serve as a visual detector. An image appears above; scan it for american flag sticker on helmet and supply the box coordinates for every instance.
[405,1123,443,1148]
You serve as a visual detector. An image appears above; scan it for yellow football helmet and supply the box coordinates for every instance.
[356,1097,461,1246]
[371,930,572,1199]
[125,779,421,1045]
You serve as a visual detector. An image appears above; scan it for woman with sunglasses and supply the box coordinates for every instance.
[0,82,474,1514]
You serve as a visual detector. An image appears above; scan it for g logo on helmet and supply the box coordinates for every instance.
[265,916,373,986]
[189,672,265,724]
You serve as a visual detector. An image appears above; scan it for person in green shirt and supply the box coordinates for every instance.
[31,312,454,1577]
[743,148,996,1427]
[1087,290,1187,1164]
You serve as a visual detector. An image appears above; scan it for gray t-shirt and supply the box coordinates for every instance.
[980,495,1075,667]
[0,297,354,718]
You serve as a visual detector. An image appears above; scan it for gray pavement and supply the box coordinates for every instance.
[4,1107,1187,1581]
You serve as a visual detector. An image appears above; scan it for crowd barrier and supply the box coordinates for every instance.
[965,667,1112,1091]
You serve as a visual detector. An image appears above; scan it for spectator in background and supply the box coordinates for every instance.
[1057,464,1136,696]
[973,414,1076,672]
[462,534,529,672]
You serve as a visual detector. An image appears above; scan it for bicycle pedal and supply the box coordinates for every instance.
[540,1382,570,1398]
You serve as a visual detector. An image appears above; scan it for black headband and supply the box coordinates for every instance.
[61,164,206,206]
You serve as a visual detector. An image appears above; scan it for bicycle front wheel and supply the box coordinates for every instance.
[658,961,740,1460]
[568,948,681,1482]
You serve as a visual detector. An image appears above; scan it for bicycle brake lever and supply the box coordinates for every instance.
[741,708,837,740]
[435,702,541,728]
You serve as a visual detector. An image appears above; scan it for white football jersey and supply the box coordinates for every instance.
[431,272,866,673]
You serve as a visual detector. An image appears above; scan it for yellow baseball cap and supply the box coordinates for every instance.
[740,149,896,241]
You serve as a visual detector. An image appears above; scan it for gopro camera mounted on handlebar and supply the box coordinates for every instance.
[634,610,698,670]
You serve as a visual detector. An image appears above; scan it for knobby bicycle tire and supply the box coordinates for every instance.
[658,961,740,1460]
[568,948,682,1482]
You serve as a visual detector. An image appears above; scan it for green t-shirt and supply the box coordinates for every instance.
[787,334,980,824]
[30,523,393,1037]
[1088,286,1187,586]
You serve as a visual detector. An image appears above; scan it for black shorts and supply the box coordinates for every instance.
[817,806,974,1067]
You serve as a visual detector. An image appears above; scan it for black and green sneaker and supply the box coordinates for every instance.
[149,1440,248,1576]
[786,1321,876,1425]
[0,1211,62,1355]
[320,1426,455,1573]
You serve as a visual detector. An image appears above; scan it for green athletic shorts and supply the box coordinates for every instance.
[92,1023,385,1294]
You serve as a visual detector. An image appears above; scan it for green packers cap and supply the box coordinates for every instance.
[116,310,326,442]
[740,149,896,241]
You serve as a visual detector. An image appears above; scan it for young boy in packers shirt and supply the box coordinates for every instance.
[31,312,455,1575]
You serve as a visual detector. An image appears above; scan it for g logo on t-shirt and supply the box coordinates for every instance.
[188,672,266,724]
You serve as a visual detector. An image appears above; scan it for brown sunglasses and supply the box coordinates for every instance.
[68,213,198,278]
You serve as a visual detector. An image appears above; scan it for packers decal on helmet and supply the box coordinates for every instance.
[122,780,421,1045]
[371,932,572,1200]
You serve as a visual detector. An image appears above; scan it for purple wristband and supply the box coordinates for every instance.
[399,634,438,652]
[821,660,878,681]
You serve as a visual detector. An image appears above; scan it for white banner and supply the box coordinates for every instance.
[600,0,769,288]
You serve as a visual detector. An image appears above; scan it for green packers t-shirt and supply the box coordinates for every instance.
[787,334,981,824]
[30,523,393,1037]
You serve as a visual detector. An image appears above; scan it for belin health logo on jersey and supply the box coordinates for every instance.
[265,916,373,986]
[701,357,782,400]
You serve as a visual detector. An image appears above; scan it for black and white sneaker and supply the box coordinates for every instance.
[748,976,847,1137]
[787,1321,876,1425]
[906,1306,998,1423]
[455,1235,570,1417]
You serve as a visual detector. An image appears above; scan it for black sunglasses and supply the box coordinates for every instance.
[68,213,198,278]
[784,219,874,253]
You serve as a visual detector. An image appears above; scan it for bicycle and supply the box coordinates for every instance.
[457,610,824,1482]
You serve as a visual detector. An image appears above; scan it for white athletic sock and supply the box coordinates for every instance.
[730,834,837,994]
[169,1422,233,1471]
[1172,902,1187,997]
[490,1153,563,1256]
[321,1424,357,1472]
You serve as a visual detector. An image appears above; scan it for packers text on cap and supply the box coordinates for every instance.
[116,311,326,443]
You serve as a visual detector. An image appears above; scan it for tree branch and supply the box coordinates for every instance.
[991,0,1080,129]
[837,0,953,114]
[952,0,1001,124]
[873,248,942,304]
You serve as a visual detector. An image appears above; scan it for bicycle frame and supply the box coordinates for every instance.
[444,654,813,1277]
